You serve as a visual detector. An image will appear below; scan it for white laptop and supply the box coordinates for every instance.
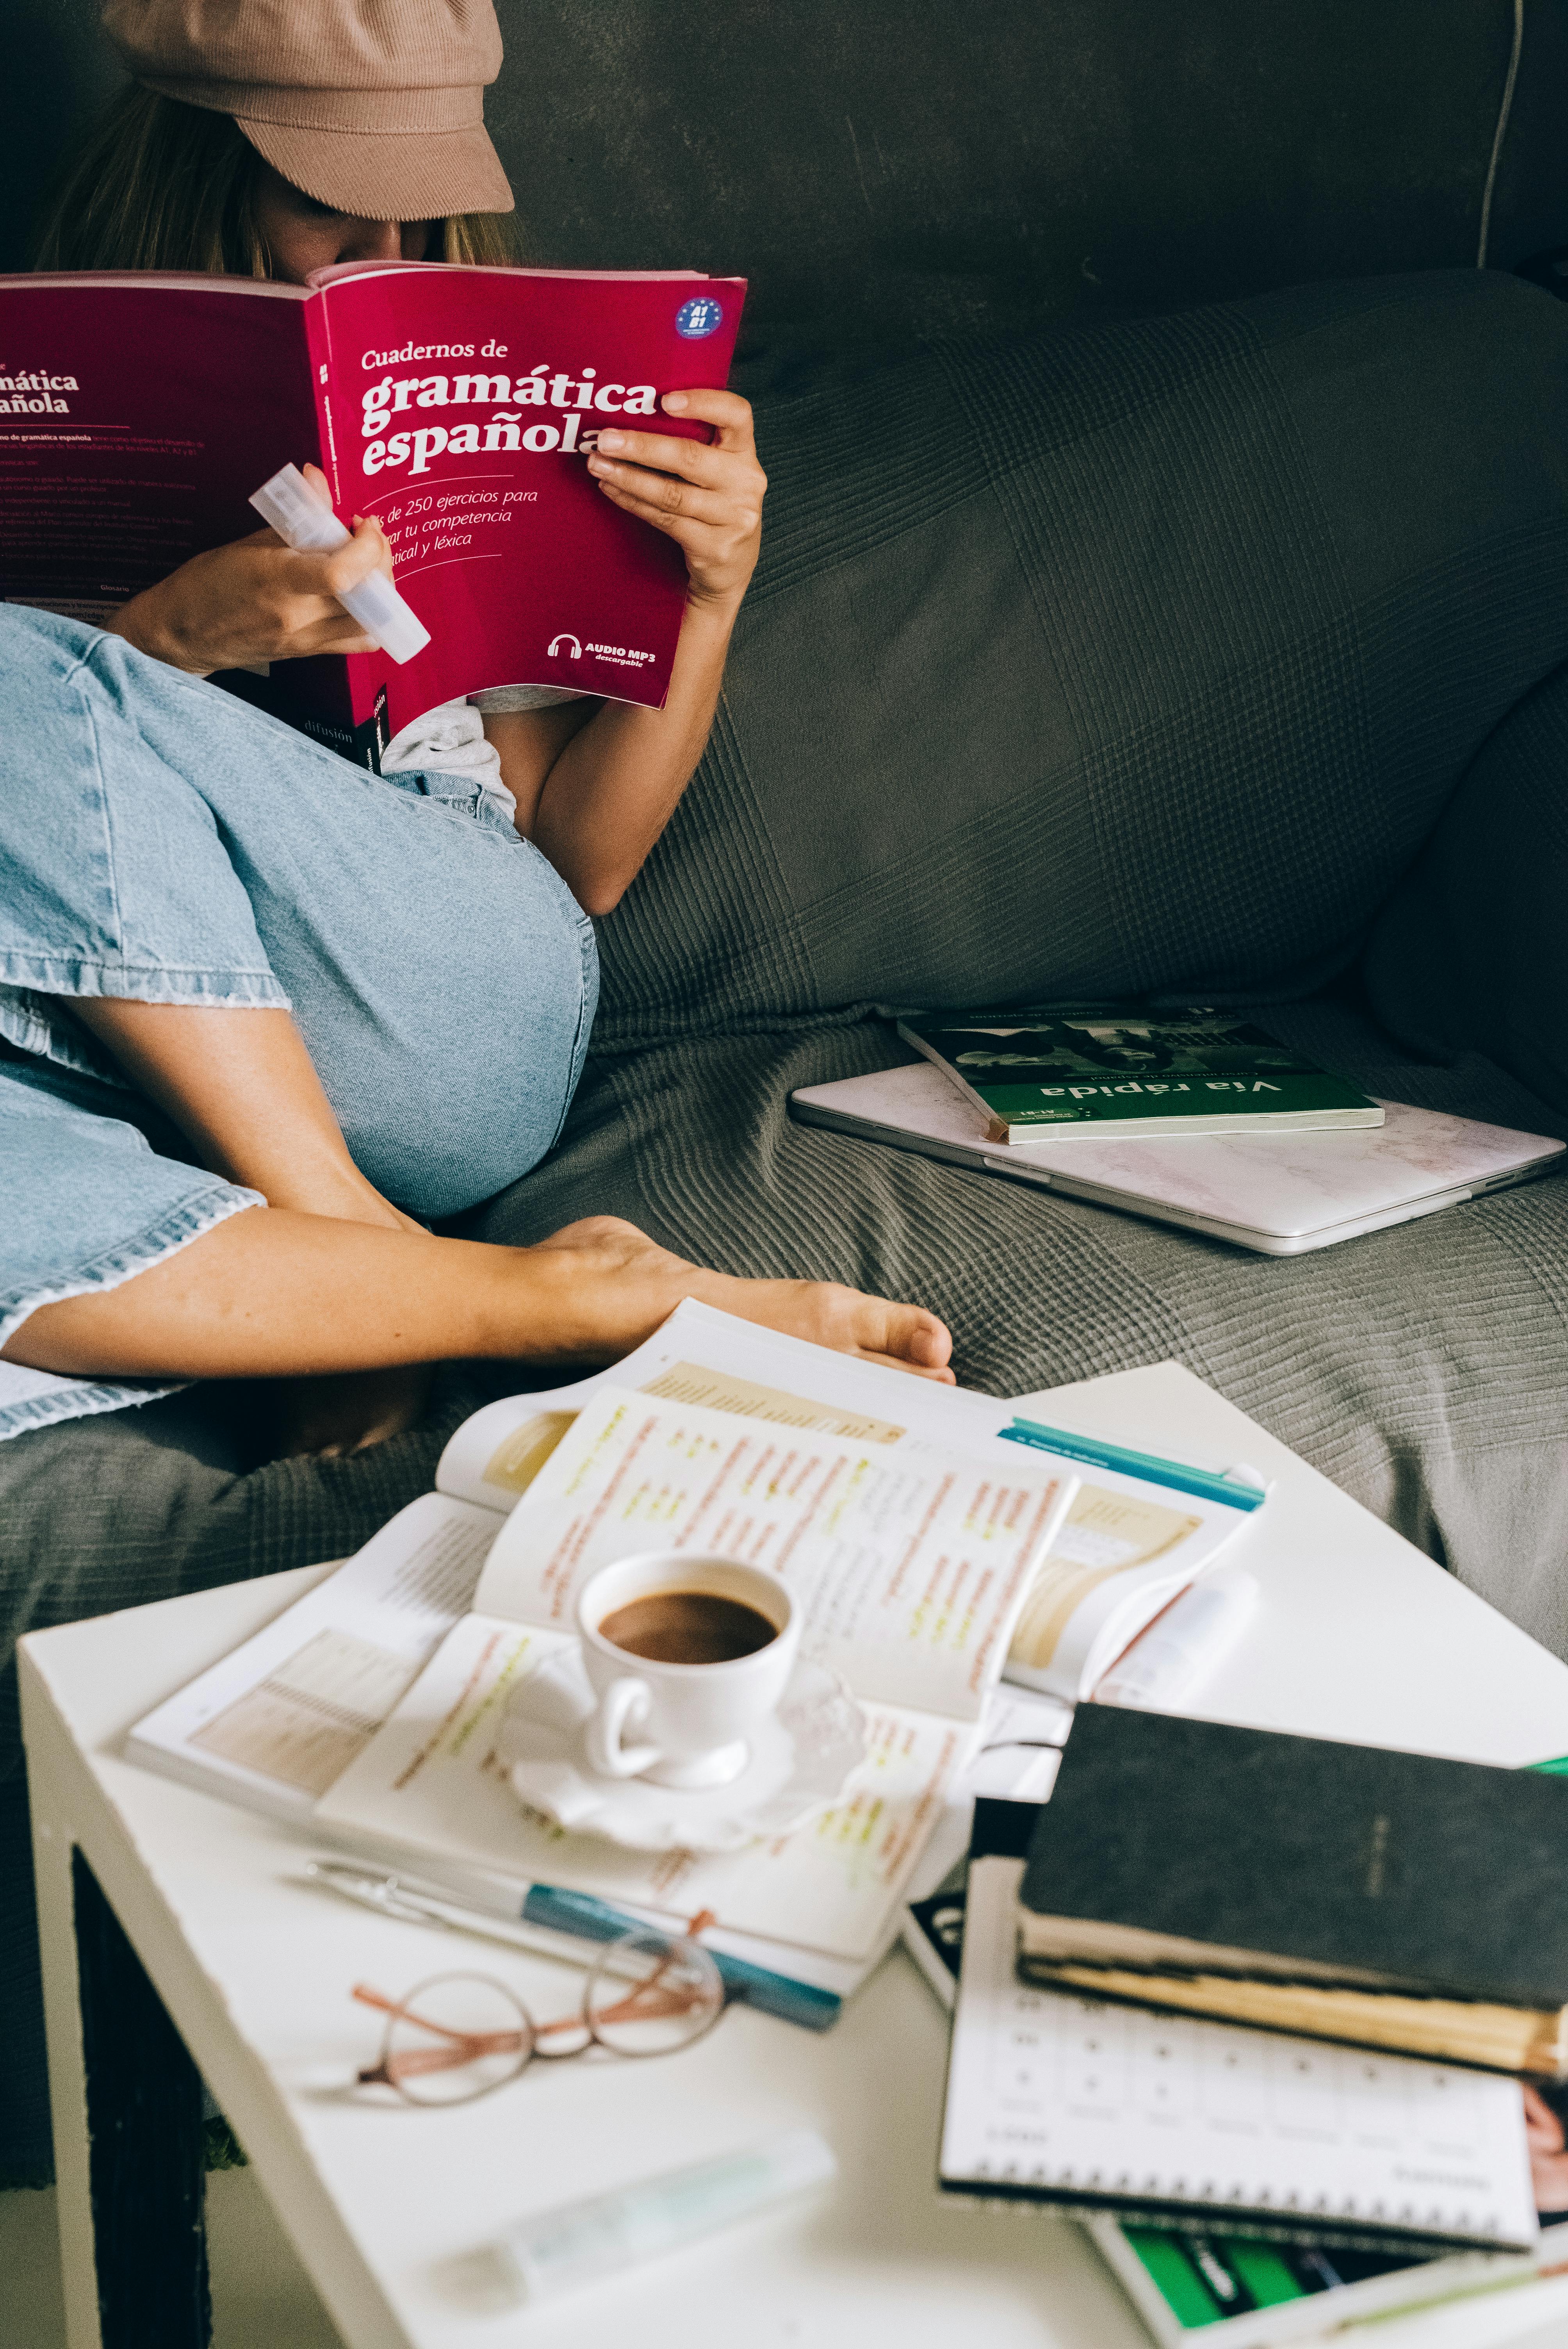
[789,1062,1564,1256]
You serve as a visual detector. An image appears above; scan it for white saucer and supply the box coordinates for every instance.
[494,1647,867,1853]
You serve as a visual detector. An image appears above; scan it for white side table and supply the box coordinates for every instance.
[23,1363,1568,2349]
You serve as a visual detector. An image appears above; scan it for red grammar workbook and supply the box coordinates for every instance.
[0,260,746,763]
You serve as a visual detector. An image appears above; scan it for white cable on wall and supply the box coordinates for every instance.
[1477,0,1526,269]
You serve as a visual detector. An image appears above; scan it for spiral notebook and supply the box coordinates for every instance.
[939,1850,1538,2257]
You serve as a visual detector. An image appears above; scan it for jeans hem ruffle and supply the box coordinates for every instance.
[0,1182,266,1355]
[0,1374,188,1443]
[0,954,288,1007]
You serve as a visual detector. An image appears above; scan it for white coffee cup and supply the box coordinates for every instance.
[577,1552,801,1790]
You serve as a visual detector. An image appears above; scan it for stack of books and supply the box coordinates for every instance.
[924,1713,1568,2343]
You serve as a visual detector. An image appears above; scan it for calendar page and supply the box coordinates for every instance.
[939,1859,1538,2255]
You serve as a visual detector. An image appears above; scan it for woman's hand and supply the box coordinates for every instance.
[105,463,394,676]
[494,392,766,911]
[586,388,766,612]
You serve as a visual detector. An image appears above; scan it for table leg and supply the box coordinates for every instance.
[73,1852,212,2349]
[33,1843,212,2349]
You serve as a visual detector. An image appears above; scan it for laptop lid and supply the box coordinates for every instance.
[789,1064,1564,1253]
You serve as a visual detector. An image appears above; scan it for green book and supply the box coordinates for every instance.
[895,1002,1383,1143]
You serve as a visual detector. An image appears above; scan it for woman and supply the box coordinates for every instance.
[1,0,953,1456]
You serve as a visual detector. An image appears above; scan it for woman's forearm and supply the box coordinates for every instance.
[1,1210,673,1380]
[1,1206,955,1385]
[525,592,741,914]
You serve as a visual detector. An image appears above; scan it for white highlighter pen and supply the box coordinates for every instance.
[1094,1567,1260,1711]
[248,463,430,664]
[437,2128,837,2311]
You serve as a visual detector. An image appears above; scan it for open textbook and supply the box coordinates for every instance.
[0,261,743,760]
[127,1302,1262,1993]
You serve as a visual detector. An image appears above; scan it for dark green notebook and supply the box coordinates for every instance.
[1017,1709,1568,2071]
[896,1002,1382,1143]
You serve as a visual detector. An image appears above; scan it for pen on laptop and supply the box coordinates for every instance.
[301,1859,841,2034]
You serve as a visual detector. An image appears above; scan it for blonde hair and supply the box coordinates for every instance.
[33,86,519,274]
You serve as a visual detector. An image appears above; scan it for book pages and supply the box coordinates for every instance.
[126,1492,501,1814]
[470,1383,1073,1723]
[1003,1477,1247,1700]
[433,1296,1018,1515]
[438,1299,1255,1708]
[314,1611,966,1962]
[941,1859,1538,2253]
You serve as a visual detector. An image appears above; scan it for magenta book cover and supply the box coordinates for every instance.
[0,262,745,760]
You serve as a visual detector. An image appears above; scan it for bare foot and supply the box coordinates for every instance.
[527,1217,955,1381]
[271,1362,435,1457]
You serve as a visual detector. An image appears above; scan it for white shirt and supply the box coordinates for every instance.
[381,684,588,817]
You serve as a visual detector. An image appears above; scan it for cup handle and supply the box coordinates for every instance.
[583,1677,663,1779]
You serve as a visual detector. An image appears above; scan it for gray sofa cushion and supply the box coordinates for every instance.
[593,273,1568,1052]
[1366,653,1568,1117]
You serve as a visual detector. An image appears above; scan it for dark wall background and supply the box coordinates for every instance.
[7,0,1566,347]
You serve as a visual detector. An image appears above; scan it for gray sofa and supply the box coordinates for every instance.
[465,271,1568,1647]
[4,4,1568,2187]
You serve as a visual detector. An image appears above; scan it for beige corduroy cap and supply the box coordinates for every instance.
[101,0,514,219]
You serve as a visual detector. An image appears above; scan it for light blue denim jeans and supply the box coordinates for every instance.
[0,606,598,1438]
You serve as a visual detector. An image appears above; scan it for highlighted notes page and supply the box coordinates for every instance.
[125,1492,502,1814]
[471,1384,1073,1723]
[314,1611,964,1962]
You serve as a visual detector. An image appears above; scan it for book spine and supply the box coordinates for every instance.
[250,290,370,763]
[894,1024,1009,1141]
[301,291,343,508]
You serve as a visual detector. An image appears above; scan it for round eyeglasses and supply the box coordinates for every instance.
[352,1923,726,2106]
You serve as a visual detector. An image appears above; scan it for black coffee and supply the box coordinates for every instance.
[598,1590,778,1666]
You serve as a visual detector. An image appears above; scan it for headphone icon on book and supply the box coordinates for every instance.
[547,633,583,660]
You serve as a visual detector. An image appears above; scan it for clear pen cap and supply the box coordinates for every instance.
[248,463,430,665]
[433,2128,837,2311]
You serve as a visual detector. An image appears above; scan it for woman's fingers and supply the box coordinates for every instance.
[588,415,764,606]
[857,1353,959,1384]
[319,514,392,597]
[660,386,759,449]
[581,391,764,606]
[591,426,756,495]
[862,1301,955,1372]
[590,467,741,530]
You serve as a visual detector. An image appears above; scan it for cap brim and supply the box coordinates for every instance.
[239,118,514,221]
